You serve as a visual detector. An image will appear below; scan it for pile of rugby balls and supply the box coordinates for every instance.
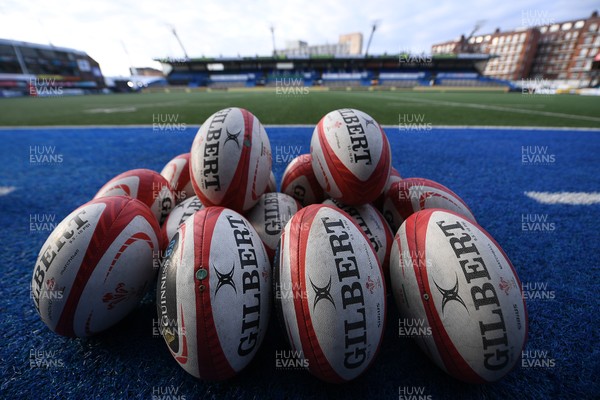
[31,106,528,384]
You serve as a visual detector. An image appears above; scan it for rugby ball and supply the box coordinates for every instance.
[157,207,271,380]
[389,209,528,383]
[246,192,302,261]
[280,154,325,206]
[31,196,162,337]
[94,168,175,226]
[374,167,402,210]
[275,205,386,383]
[310,109,391,205]
[161,196,204,243]
[383,178,475,234]
[323,198,393,279]
[190,108,272,213]
[267,171,277,193]
[160,153,194,204]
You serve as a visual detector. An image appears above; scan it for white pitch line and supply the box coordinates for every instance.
[525,191,600,205]
[364,92,600,123]
[0,186,16,196]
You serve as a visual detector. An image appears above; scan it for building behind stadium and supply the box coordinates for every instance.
[431,11,600,87]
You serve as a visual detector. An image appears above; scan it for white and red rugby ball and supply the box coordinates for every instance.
[323,198,393,279]
[310,109,391,205]
[160,153,194,204]
[246,192,302,261]
[275,205,386,383]
[31,196,162,337]
[161,196,204,243]
[389,209,528,383]
[374,167,402,210]
[94,168,175,226]
[267,171,277,193]
[383,177,475,233]
[190,107,272,213]
[280,153,325,206]
[157,207,271,380]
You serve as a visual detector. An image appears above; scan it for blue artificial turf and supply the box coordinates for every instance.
[0,126,599,399]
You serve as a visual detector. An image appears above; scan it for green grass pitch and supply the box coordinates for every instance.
[1,89,599,127]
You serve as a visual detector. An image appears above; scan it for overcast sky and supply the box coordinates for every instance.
[0,0,596,76]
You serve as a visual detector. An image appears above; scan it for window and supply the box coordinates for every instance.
[550,24,559,32]
[575,21,585,29]
[562,22,572,30]
[0,44,16,56]
[590,23,598,32]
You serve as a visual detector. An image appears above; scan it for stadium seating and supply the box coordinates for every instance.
[378,72,428,88]
[321,72,371,87]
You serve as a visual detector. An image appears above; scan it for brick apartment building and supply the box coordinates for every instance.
[431,11,600,86]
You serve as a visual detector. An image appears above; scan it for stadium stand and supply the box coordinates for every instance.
[207,73,254,89]
[156,54,512,91]
[379,72,429,88]
[321,72,369,87]
[435,72,514,88]
[0,39,104,97]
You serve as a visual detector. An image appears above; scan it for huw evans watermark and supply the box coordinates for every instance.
[152,114,187,132]
[29,348,64,368]
[398,318,432,338]
[398,386,432,400]
[521,146,555,165]
[522,282,556,301]
[30,279,65,302]
[521,349,556,368]
[152,181,182,206]
[398,113,432,132]
[151,385,186,400]
[275,78,309,96]
[152,317,186,339]
[520,78,556,97]
[274,282,309,300]
[29,78,63,97]
[29,145,63,165]
[399,50,433,65]
[29,213,58,233]
[521,214,556,232]
[398,250,433,270]
[274,145,303,164]
[521,9,555,28]
[275,350,309,370]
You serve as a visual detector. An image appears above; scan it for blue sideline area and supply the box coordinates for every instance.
[0,126,598,399]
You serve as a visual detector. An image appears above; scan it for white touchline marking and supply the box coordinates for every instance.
[365,92,600,123]
[84,106,138,114]
[525,191,600,205]
[0,186,16,196]
[83,100,191,114]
